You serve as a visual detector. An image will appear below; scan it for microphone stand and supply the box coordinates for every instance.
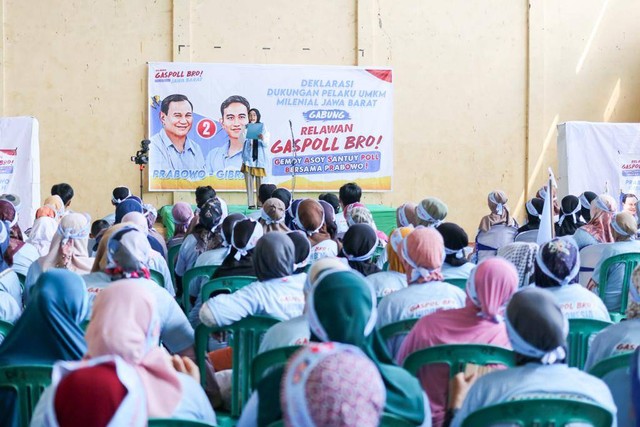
[289,120,298,199]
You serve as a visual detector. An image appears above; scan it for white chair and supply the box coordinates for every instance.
[474,225,518,264]
[578,243,609,287]
[514,230,538,243]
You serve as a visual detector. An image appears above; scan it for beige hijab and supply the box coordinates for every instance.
[259,198,290,233]
[39,213,94,273]
[478,190,516,232]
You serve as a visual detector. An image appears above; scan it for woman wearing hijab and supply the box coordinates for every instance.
[36,206,57,220]
[168,202,194,249]
[437,222,474,280]
[114,197,143,225]
[258,198,290,233]
[43,195,65,219]
[83,226,195,356]
[450,287,616,427]
[340,223,381,276]
[555,195,585,236]
[497,242,538,288]
[345,203,388,243]
[536,185,560,215]
[0,270,88,426]
[286,230,311,274]
[280,343,386,427]
[573,194,616,249]
[0,200,39,277]
[211,219,262,280]
[579,190,598,223]
[296,198,339,262]
[27,215,58,256]
[534,237,609,321]
[271,188,293,227]
[367,226,411,298]
[143,203,168,257]
[200,232,304,328]
[517,197,544,233]
[24,213,94,301]
[396,202,418,228]
[398,258,518,427]
[377,227,466,357]
[242,270,429,427]
[415,197,448,228]
[0,221,22,309]
[477,190,517,233]
[31,282,216,426]
[588,211,640,312]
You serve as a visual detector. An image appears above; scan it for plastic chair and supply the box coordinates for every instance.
[200,276,257,303]
[0,365,53,427]
[372,245,385,263]
[378,318,419,346]
[167,244,181,289]
[195,315,280,418]
[567,318,611,369]
[380,412,417,427]
[148,419,216,426]
[474,225,518,264]
[445,278,467,290]
[514,229,538,243]
[403,344,516,379]
[182,265,218,314]
[597,252,640,322]
[460,398,613,427]
[0,319,13,340]
[149,269,165,288]
[578,244,608,287]
[251,345,302,390]
[589,352,633,378]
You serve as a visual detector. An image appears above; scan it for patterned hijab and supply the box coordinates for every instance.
[415,198,447,228]
[259,198,290,233]
[396,203,418,227]
[478,190,515,232]
[282,343,386,427]
[401,226,445,284]
[39,213,94,274]
[190,198,224,253]
[534,238,580,288]
[581,194,616,244]
[0,200,24,265]
[497,242,539,288]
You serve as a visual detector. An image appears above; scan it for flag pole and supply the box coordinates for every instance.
[549,173,555,239]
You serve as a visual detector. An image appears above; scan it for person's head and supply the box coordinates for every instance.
[171,202,194,237]
[260,198,288,233]
[248,108,261,124]
[623,193,638,216]
[282,343,385,427]
[197,198,223,232]
[90,219,110,239]
[318,200,338,240]
[114,198,144,224]
[287,230,312,273]
[121,212,149,235]
[579,191,598,222]
[525,197,544,224]
[295,199,326,236]
[160,94,193,142]
[195,186,216,208]
[401,226,445,284]
[536,185,557,201]
[558,195,581,226]
[221,213,246,246]
[387,226,413,273]
[35,206,56,220]
[625,266,640,319]
[272,188,292,209]
[319,193,340,214]
[253,232,295,281]
[345,204,376,229]
[415,197,448,227]
[231,219,264,260]
[0,194,21,212]
[341,224,378,264]
[258,183,277,205]
[220,95,250,142]
[111,186,131,206]
[534,238,580,288]
[105,226,151,278]
[304,257,350,298]
[396,202,418,227]
[436,222,469,267]
[466,258,518,321]
[487,190,509,215]
[51,183,74,207]
[506,287,568,365]
[610,211,637,242]
[338,182,362,208]
[497,242,539,288]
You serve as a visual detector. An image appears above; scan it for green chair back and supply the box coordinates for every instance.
[182,265,218,314]
[445,278,467,290]
[567,318,611,369]
[382,261,389,271]
[598,252,640,322]
[372,245,385,263]
[200,276,256,303]
[195,315,280,417]
[251,345,302,390]
[0,365,53,427]
[0,319,13,340]
[378,318,419,346]
[460,398,613,427]
[148,419,215,426]
[167,244,181,289]
[380,412,417,427]
[589,352,633,378]
[402,344,516,379]
[149,269,165,288]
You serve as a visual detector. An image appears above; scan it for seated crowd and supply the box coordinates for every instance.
[1,181,640,426]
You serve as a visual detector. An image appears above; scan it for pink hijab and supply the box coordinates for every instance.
[400,227,445,284]
[581,194,615,243]
[396,257,517,427]
[85,281,182,417]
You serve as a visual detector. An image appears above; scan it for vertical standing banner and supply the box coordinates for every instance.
[0,116,40,230]
[147,63,393,192]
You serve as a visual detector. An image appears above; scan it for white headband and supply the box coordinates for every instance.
[444,247,465,259]
[401,233,445,283]
[57,223,89,245]
[230,220,264,260]
[535,243,580,286]
[397,204,410,227]
[505,313,568,365]
[111,188,132,204]
[488,193,505,216]
[611,214,635,239]
[557,204,581,227]
[595,197,613,213]
[526,200,542,219]
[416,203,442,227]
[294,200,325,236]
[579,194,591,209]
[342,238,378,262]
[260,208,285,225]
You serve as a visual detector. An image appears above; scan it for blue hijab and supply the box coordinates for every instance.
[114,198,144,224]
[0,269,88,365]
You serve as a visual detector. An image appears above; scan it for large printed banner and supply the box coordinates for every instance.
[147,63,393,191]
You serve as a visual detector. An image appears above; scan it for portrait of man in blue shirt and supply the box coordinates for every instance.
[150,94,206,173]
[206,95,249,175]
